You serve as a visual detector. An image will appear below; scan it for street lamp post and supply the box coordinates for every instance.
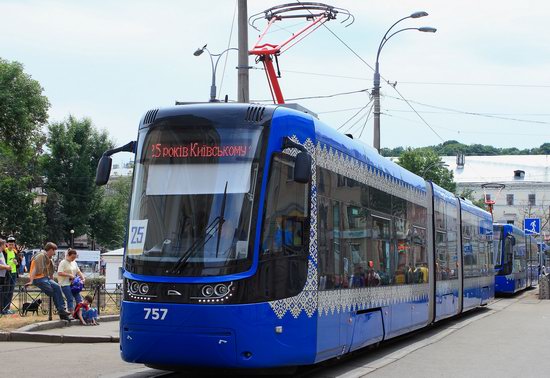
[421,161,449,177]
[373,12,436,152]
[194,45,238,102]
[70,229,74,248]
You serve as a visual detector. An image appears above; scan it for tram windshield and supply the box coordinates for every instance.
[125,121,265,276]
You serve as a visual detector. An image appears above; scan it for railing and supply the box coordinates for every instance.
[0,283,122,320]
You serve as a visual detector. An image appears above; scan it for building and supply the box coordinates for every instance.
[103,248,124,290]
[441,155,550,240]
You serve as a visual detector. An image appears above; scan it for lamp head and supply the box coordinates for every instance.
[193,44,207,56]
[418,27,437,33]
[410,11,428,18]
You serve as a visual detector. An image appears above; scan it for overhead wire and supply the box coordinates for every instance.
[217,0,238,98]
[293,0,444,143]
[385,95,550,126]
[337,98,372,130]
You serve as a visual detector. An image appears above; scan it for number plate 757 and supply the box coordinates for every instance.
[143,308,168,320]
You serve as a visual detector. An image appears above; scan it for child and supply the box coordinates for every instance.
[73,295,99,325]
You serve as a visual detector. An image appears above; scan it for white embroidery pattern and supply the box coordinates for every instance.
[269,137,319,319]
[315,143,427,207]
[318,284,429,316]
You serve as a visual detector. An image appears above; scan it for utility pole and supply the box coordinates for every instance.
[237,0,249,103]
[373,61,381,152]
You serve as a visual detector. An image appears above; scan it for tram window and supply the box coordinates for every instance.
[367,216,391,286]
[436,231,447,280]
[370,187,391,213]
[446,231,459,279]
[261,154,308,256]
[318,196,334,290]
[435,198,446,230]
[392,196,406,219]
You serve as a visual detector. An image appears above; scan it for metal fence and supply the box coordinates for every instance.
[0,283,122,320]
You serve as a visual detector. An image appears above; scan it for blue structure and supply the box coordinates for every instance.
[98,103,495,370]
[493,223,539,294]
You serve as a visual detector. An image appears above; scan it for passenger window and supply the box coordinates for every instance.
[261,154,308,256]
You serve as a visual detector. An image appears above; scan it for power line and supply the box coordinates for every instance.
[318,106,366,114]
[337,99,372,130]
[384,108,550,117]
[388,86,445,142]
[218,0,238,98]
[382,112,550,137]
[253,67,550,88]
[385,95,550,125]
[252,88,370,102]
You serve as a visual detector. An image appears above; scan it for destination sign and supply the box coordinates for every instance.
[149,143,250,159]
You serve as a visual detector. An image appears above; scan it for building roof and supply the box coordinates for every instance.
[102,248,124,256]
[441,155,550,184]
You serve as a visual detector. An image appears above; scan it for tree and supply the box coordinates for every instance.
[89,176,132,250]
[458,188,486,209]
[42,116,113,244]
[396,148,457,193]
[0,58,49,154]
[0,58,50,245]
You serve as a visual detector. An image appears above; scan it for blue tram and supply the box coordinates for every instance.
[96,103,494,369]
[493,224,539,294]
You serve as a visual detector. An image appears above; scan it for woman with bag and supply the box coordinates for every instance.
[57,249,85,313]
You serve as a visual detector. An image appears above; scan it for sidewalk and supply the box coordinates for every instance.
[1,316,120,343]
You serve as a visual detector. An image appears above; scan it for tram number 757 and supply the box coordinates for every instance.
[144,308,168,320]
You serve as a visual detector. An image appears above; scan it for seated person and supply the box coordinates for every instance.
[73,295,99,326]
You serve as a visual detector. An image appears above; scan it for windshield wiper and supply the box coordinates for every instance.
[170,182,229,274]
[170,216,222,274]
[215,181,228,258]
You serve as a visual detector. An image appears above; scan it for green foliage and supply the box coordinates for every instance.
[380,141,550,157]
[89,176,131,250]
[0,173,46,246]
[42,116,113,243]
[0,58,49,154]
[458,188,486,210]
[396,148,457,193]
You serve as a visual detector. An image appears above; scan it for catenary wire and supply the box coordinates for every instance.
[217,0,238,98]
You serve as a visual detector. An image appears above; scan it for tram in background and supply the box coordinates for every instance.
[96,102,495,370]
[493,223,539,294]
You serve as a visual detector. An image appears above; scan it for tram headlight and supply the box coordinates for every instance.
[214,284,228,296]
[129,281,140,294]
[139,283,149,295]
[202,285,214,297]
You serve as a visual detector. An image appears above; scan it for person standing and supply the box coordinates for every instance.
[0,239,13,314]
[2,236,18,314]
[57,249,85,313]
[26,242,72,320]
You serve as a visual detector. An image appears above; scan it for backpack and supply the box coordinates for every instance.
[70,276,84,294]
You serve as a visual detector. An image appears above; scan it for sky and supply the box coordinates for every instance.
[1,0,549,164]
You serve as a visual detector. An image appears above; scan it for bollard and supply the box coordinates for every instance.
[48,296,53,321]
[539,274,550,300]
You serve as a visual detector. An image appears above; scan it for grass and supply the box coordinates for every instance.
[0,303,120,332]
[0,313,52,331]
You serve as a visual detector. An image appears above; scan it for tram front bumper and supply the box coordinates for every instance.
[119,300,316,368]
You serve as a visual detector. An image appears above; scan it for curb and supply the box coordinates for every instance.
[15,314,119,332]
[1,314,121,344]
[8,332,119,343]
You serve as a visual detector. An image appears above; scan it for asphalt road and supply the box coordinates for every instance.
[2,289,548,378]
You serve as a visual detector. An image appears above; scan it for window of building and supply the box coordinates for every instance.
[506,194,514,206]
[528,194,536,206]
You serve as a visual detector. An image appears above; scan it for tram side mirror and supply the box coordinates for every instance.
[294,152,311,184]
[96,155,113,186]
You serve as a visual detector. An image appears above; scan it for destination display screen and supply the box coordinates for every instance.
[139,125,258,165]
